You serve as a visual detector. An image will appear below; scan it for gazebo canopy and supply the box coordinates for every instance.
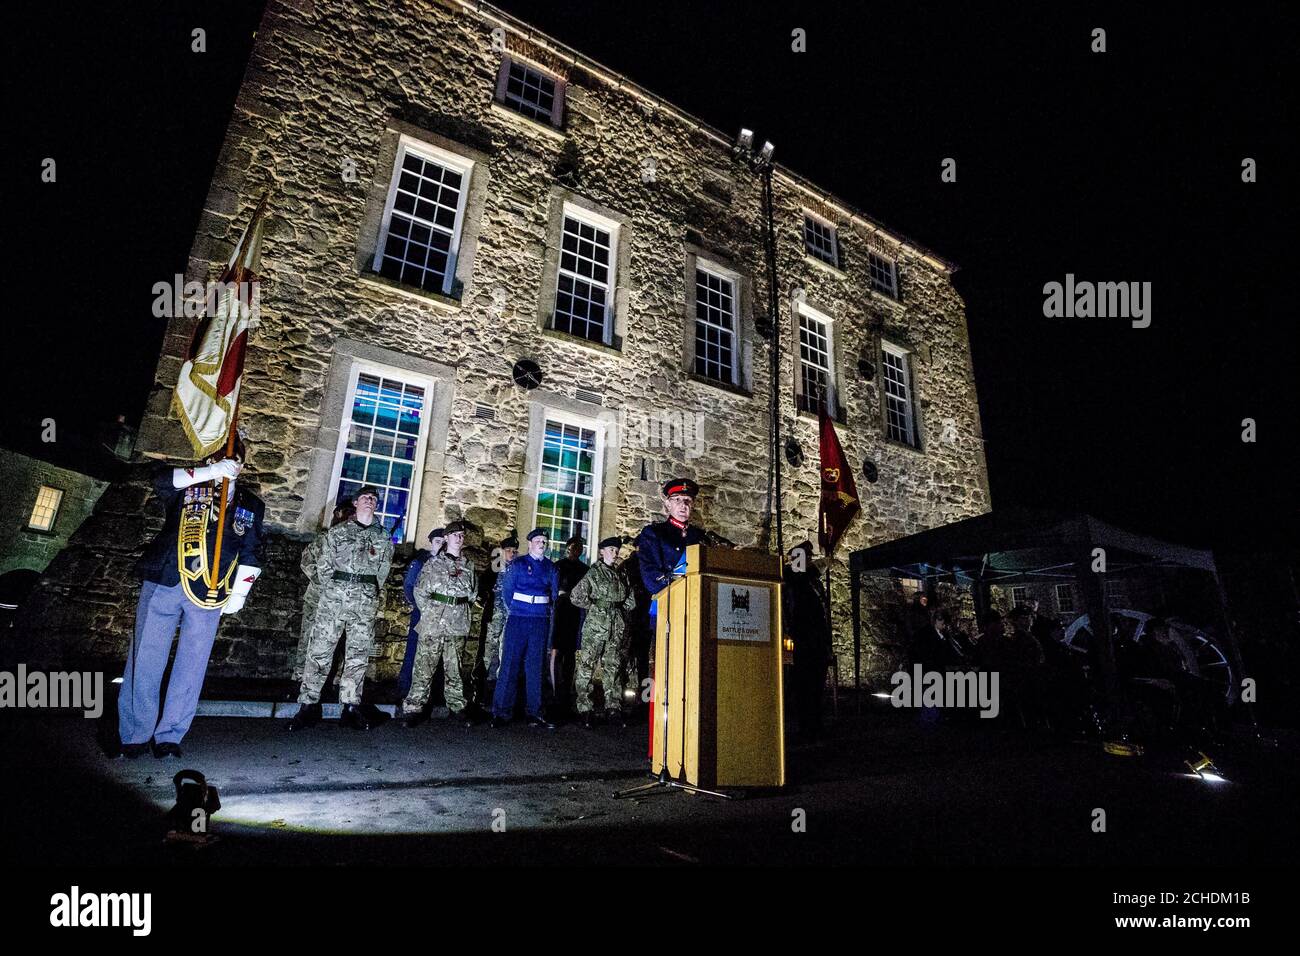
[848,508,1218,585]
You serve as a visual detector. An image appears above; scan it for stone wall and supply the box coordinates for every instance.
[20,0,991,689]
[0,449,108,578]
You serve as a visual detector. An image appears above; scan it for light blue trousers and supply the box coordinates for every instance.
[117,581,222,745]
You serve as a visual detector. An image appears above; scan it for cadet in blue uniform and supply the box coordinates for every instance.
[491,528,558,729]
[118,441,264,758]
[398,526,444,700]
[634,478,706,609]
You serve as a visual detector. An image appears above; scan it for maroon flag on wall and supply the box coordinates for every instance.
[818,408,861,557]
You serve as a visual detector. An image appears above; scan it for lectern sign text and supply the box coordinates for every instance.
[715,583,770,642]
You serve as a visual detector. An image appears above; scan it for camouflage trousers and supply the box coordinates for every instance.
[575,627,632,714]
[298,584,378,706]
[483,607,507,682]
[290,586,318,684]
[404,628,471,713]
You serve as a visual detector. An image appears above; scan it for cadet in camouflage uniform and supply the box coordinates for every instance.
[482,533,518,693]
[569,535,638,726]
[291,500,354,684]
[403,520,478,727]
[290,486,393,731]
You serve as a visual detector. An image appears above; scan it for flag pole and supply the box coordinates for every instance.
[202,191,267,598]
[207,399,240,597]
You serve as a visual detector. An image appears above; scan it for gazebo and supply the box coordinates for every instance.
[847,508,1244,728]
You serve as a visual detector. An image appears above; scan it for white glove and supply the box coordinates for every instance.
[209,458,243,482]
[173,458,243,488]
[222,565,262,615]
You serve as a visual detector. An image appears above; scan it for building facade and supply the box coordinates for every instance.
[22,0,991,686]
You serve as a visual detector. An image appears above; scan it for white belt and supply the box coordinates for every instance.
[513,593,550,605]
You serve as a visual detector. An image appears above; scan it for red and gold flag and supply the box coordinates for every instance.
[818,407,861,557]
[172,195,268,458]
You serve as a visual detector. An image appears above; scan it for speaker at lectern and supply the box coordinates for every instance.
[650,545,785,789]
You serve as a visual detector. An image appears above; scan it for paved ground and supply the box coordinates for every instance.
[3,702,1297,867]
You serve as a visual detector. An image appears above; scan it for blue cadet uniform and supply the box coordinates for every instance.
[398,527,444,698]
[120,461,264,754]
[491,528,559,724]
[634,477,705,614]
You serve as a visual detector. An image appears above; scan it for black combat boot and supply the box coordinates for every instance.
[288,702,322,731]
[339,703,371,730]
[404,708,429,728]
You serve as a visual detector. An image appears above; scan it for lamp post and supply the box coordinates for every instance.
[738,129,783,558]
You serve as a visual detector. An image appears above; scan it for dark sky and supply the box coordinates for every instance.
[7,1,1296,550]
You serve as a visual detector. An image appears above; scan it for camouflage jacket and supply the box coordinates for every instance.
[569,562,636,643]
[315,518,393,597]
[414,551,478,637]
[300,530,327,599]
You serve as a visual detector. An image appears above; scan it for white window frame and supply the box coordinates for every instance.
[1010,586,1029,608]
[532,409,605,560]
[1055,583,1076,614]
[372,135,474,297]
[692,259,741,386]
[795,301,837,415]
[552,204,619,345]
[28,485,64,532]
[325,360,436,544]
[494,55,566,127]
[869,250,899,298]
[881,340,918,447]
[803,211,839,268]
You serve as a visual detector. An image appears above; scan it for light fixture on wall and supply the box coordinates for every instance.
[857,357,876,381]
[784,437,804,468]
[862,459,879,483]
[511,359,544,389]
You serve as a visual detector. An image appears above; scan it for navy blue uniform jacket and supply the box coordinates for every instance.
[135,466,265,586]
[634,519,706,599]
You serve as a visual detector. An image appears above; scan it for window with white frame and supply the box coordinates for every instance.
[1009,586,1029,608]
[693,264,738,384]
[881,342,918,447]
[496,57,564,127]
[373,138,472,297]
[803,214,839,267]
[27,485,63,532]
[1055,583,1076,614]
[534,417,601,559]
[330,368,432,543]
[553,209,616,344]
[869,251,899,298]
[797,305,836,415]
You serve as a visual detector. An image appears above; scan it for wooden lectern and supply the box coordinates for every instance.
[650,545,785,790]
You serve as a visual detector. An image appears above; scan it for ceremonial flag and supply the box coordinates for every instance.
[172,194,268,458]
[817,407,860,556]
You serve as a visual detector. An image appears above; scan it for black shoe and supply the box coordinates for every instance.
[288,702,322,730]
[527,715,557,730]
[453,709,477,727]
[340,704,372,730]
[606,710,628,727]
[490,715,509,729]
[119,742,149,759]
[359,703,389,727]
[581,713,595,729]
[404,710,429,728]
[152,741,182,759]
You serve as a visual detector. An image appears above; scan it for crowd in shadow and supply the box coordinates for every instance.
[904,594,1229,754]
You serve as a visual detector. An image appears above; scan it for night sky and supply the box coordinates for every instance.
[7,1,1295,551]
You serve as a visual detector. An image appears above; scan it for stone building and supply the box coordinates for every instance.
[20,0,990,689]
[0,449,109,581]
